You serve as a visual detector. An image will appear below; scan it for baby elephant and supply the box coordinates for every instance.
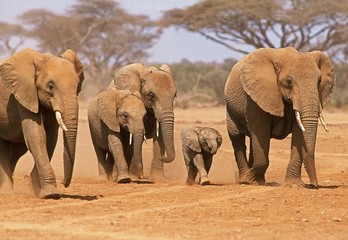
[88,87,146,183]
[181,127,222,185]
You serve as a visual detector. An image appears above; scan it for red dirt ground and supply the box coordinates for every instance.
[0,106,347,239]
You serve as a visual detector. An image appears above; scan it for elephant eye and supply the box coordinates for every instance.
[47,81,55,92]
[146,92,155,102]
[122,112,128,121]
[284,78,293,89]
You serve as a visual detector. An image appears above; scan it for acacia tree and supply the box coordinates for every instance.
[19,0,159,99]
[161,0,348,62]
[0,22,27,58]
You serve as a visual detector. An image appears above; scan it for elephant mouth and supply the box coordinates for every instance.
[295,110,329,132]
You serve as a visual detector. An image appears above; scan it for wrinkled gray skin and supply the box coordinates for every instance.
[181,127,222,185]
[110,63,176,181]
[88,88,146,183]
[0,48,84,199]
[224,47,335,188]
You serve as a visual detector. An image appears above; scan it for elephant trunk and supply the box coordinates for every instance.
[159,110,175,163]
[61,100,79,188]
[130,131,145,179]
[299,91,320,187]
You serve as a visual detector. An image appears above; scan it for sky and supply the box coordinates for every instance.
[0,0,237,63]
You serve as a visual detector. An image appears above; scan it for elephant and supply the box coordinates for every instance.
[0,48,84,199]
[109,63,177,181]
[181,126,222,185]
[88,87,147,183]
[224,47,335,188]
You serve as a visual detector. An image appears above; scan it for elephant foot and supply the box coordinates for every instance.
[238,171,256,185]
[39,187,61,199]
[186,177,195,185]
[255,176,266,185]
[200,178,211,186]
[283,177,305,188]
[149,169,166,183]
[117,175,131,184]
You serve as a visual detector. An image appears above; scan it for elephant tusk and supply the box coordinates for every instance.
[129,133,133,145]
[156,120,159,137]
[319,112,329,132]
[55,111,68,131]
[144,132,147,144]
[295,111,306,132]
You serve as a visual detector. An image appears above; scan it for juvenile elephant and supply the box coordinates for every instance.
[181,127,222,185]
[110,63,177,181]
[88,88,146,183]
[0,48,84,199]
[225,47,335,188]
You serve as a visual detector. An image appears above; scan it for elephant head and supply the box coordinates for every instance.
[182,127,223,155]
[97,88,147,177]
[240,47,335,186]
[0,48,84,187]
[113,63,177,163]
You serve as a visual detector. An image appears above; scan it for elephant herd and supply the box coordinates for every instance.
[0,47,336,199]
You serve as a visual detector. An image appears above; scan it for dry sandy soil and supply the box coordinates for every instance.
[0,106,347,240]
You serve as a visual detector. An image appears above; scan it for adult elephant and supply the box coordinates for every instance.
[224,47,335,188]
[110,63,176,181]
[0,48,84,199]
[88,88,146,183]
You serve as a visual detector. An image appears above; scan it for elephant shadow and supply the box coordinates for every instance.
[60,194,101,201]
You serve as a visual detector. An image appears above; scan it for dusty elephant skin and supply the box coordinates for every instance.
[110,63,177,181]
[0,48,84,199]
[88,88,146,183]
[181,126,222,185]
[224,47,335,187]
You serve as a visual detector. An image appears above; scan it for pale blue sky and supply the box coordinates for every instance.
[0,0,237,63]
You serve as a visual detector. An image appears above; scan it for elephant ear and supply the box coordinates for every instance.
[0,48,40,113]
[240,48,286,117]
[97,88,122,132]
[181,127,201,153]
[306,51,336,109]
[159,64,173,76]
[60,49,84,94]
[113,63,144,91]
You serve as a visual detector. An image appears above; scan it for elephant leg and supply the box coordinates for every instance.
[182,146,197,185]
[149,130,166,182]
[185,161,198,185]
[31,121,59,196]
[108,134,130,183]
[229,134,250,184]
[96,147,111,180]
[247,131,271,185]
[203,153,213,174]
[121,133,138,180]
[193,153,210,186]
[90,132,112,180]
[284,125,305,187]
[0,139,14,193]
[19,107,59,199]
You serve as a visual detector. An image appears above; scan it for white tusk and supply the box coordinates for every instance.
[129,133,132,145]
[144,132,147,143]
[295,111,306,132]
[319,112,329,132]
[55,111,68,131]
[156,121,159,137]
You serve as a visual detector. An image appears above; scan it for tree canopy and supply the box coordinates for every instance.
[0,22,27,58]
[161,0,348,62]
